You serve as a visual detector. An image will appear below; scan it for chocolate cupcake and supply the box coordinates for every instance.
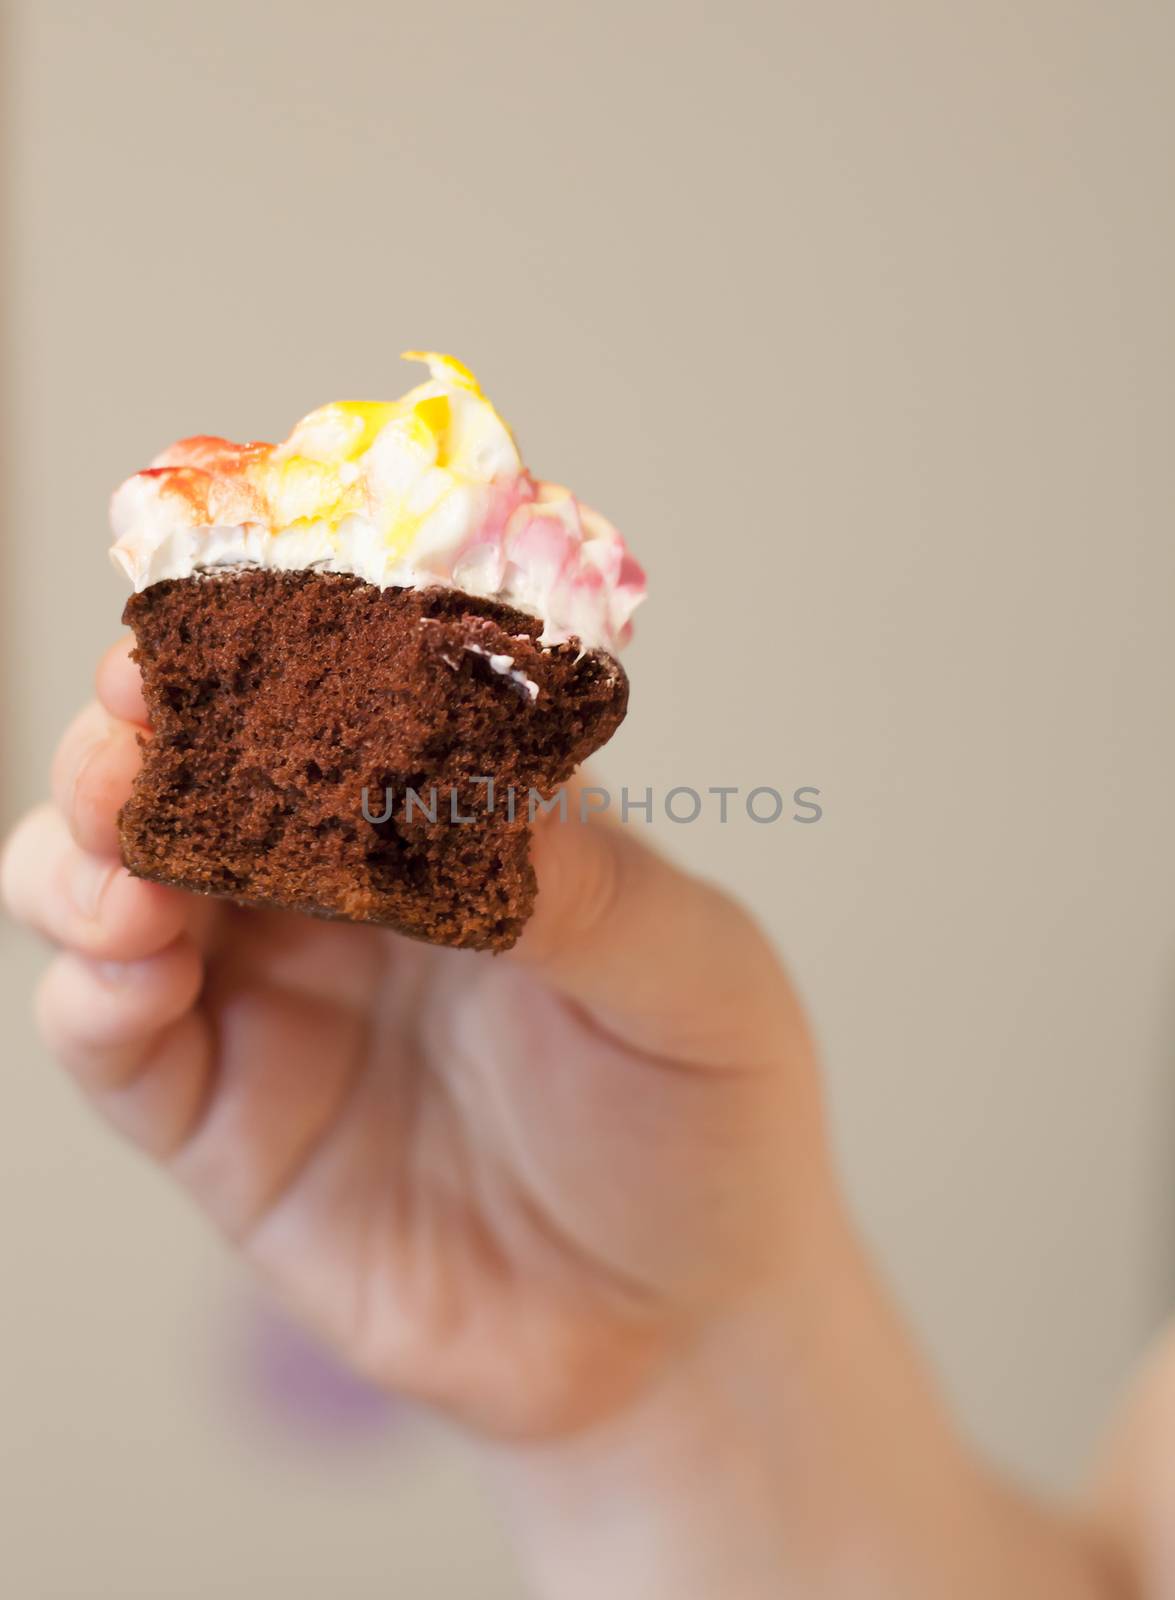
[109,353,645,951]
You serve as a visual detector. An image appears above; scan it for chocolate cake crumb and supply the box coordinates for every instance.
[119,571,628,951]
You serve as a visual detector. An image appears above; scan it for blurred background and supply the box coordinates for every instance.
[3,1,1174,1594]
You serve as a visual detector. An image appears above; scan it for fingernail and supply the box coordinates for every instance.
[69,853,117,920]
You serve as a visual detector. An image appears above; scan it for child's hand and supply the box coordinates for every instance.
[2,637,824,1439]
[4,639,1138,1599]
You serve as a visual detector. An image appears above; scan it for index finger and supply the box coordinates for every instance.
[96,635,150,729]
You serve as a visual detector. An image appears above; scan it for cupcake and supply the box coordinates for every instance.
[109,353,645,951]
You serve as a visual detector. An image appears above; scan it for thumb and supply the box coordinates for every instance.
[511,782,807,1069]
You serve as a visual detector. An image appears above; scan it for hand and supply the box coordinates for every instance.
[3,638,1138,1599]
[2,637,825,1440]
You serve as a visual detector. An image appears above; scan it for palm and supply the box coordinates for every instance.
[176,901,785,1436]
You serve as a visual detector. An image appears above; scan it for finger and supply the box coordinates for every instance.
[91,1010,215,1160]
[36,938,216,1161]
[2,803,192,961]
[50,702,143,857]
[36,938,204,1077]
[168,981,367,1240]
[96,635,150,728]
[514,808,801,1067]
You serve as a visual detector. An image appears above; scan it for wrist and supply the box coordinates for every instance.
[478,1196,863,1599]
[480,1287,802,1600]
[478,1201,1121,1600]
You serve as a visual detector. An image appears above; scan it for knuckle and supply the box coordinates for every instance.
[33,956,69,1049]
[0,805,51,921]
[51,704,106,791]
[0,824,24,916]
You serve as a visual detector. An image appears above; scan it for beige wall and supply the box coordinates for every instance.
[4,1,1175,1593]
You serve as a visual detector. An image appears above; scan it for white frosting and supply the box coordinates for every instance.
[108,353,646,655]
[463,642,541,701]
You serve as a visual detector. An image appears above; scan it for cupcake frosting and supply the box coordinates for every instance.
[109,352,645,654]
